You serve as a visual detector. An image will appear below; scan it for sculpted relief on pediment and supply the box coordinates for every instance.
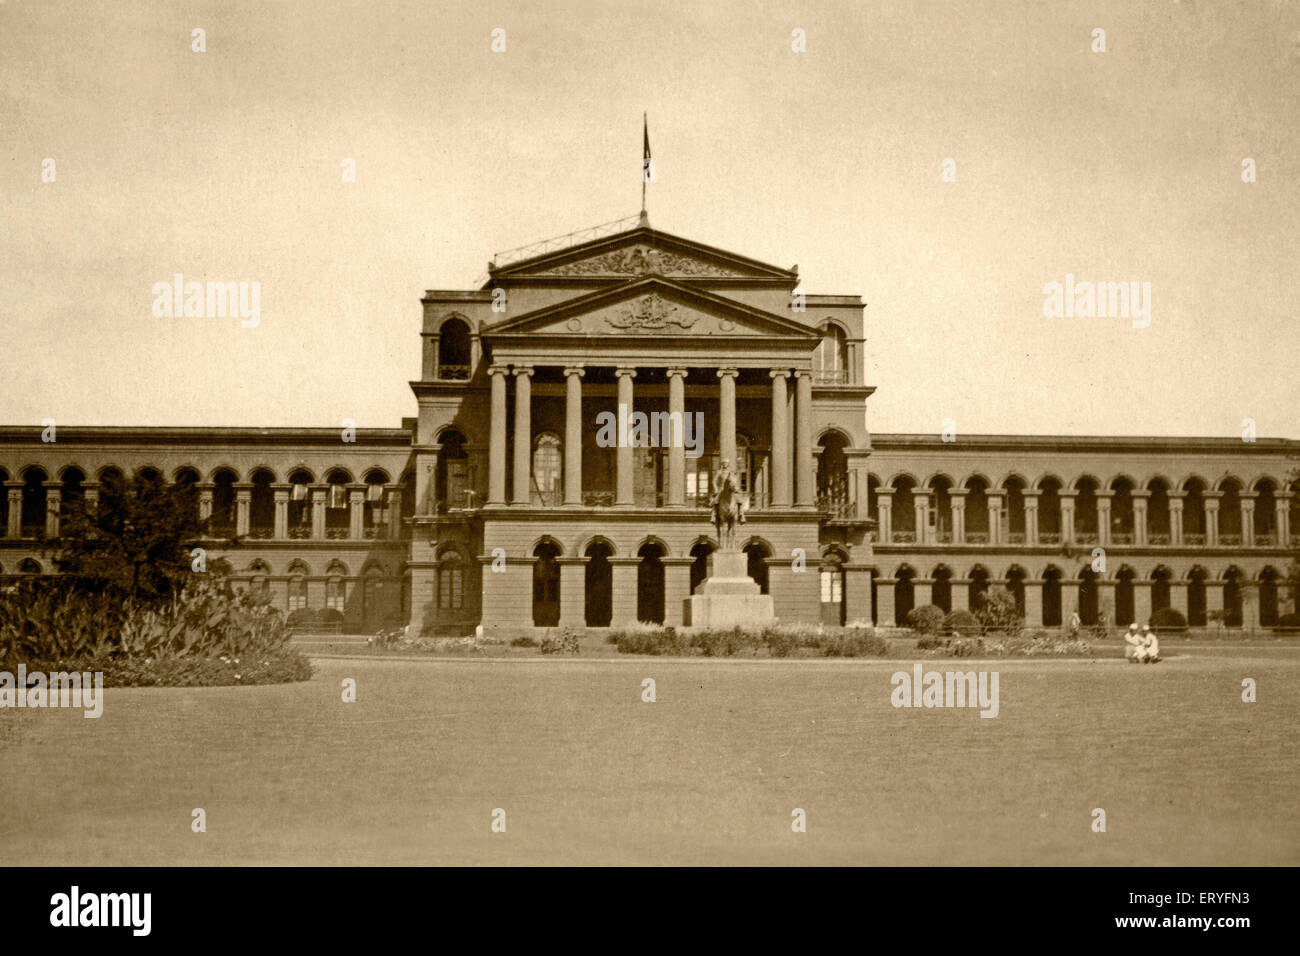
[545,245,747,278]
[550,293,754,335]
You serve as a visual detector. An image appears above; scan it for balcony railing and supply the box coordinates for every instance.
[363,526,381,539]
[1149,533,1170,545]
[289,526,311,539]
[20,523,43,538]
[1006,532,1025,544]
[816,495,856,519]
[1075,532,1099,545]
[935,531,952,544]
[1219,533,1241,546]
[965,532,989,544]
[210,522,236,538]
[1111,533,1134,545]
[892,531,916,543]
[812,369,848,385]
[437,365,470,380]
[1185,533,1206,545]
[248,527,273,539]
[1256,533,1276,546]
[1039,532,1061,544]
[325,528,348,539]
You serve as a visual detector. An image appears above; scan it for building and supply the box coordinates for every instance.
[2,215,1297,632]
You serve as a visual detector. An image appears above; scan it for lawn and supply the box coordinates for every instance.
[1,648,1296,865]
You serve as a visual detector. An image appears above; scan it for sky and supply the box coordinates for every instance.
[2,0,1297,439]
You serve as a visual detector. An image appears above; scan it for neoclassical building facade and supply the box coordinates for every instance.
[1,219,1296,632]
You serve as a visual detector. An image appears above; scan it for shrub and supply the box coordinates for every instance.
[615,626,687,655]
[905,605,946,635]
[511,636,539,648]
[976,590,1023,636]
[540,631,581,655]
[286,608,316,631]
[762,627,798,658]
[17,649,314,687]
[1149,607,1188,632]
[0,577,310,686]
[694,627,748,657]
[820,632,889,657]
[943,610,981,637]
[916,635,945,650]
[1274,613,1300,635]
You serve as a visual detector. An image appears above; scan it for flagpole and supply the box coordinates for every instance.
[641,112,647,217]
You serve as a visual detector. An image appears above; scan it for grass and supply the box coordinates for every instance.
[0,647,1296,865]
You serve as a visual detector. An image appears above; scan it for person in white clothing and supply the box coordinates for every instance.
[1140,624,1160,663]
[1124,623,1145,662]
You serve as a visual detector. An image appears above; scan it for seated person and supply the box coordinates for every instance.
[1140,624,1160,663]
[1124,623,1144,662]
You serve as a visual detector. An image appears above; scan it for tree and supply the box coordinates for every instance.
[46,471,207,600]
[976,588,1024,636]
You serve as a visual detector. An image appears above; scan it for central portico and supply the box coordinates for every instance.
[409,217,874,632]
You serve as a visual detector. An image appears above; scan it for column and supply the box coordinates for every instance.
[1096,490,1113,546]
[558,557,588,626]
[1276,492,1292,547]
[1059,490,1077,544]
[234,482,253,537]
[1132,490,1150,546]
[564,366,585,506]
[875,577,896,627]
[348,485,365,539]
[1168,491,1185,546]
[386,484,404,539]
[913,491,930,545]
[794,370,814,506]
[197,482,214,523]
[1023,579,1043,627]
[667,368,688,507]
[1241,581,1260,630]
[950,581,969,612]
[1023,490,1040,545]
[615,367,636,506]
[1168,577,1188,620]
[717,367,738,470]
[272,483,290,539]
[769,370,791,507]
[1240,492,1256,547]
[83,482,100,515]
[1096,578,1116,627]
[913,578,933,609]
[310,485,327,539]
[876,490,893,543]
[1205,577,1224,620]
[610,557,640,624]
[1204,493,1221,547]
[469,330,482,376]
[949,488,967,543]
[986,492,1003,546]
[488,364,508,505]
[511,365,533,505]
[844,565,873,626]
[662,557,694,627]
[1134,579,1152,627]
[43,482,61,538]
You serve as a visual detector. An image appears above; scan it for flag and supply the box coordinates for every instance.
[643,113,651,170]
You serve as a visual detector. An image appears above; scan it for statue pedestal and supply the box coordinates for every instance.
[683,549,775,628]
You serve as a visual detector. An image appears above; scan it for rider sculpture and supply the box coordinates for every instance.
[709,459,747,550]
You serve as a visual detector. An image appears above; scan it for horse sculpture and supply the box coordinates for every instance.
[710,459,746,550]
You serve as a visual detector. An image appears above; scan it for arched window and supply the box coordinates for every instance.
[288,469,313,538]
[248,559,271,601]
[438,551,464,610]
[813,324,849,383]
[325,469,351,539]
[363,470,390,537]
[287,559,310,611]
[325,560,348,611]
[250,469,275,538]
[532,433,562,505]
[437,317,471,379]
[819,551,845,625]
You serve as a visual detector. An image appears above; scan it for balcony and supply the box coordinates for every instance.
[1111,533,1134,545]
[20,523,44,538]
[437,365,470,380]
[1256,533,1276,546]
[892,531,916,543]
[1039,532,1061,545]
[210,522,236,538]
[248,527,273,540]
[1219,533,1242,546]
[325,528,348,540]
[1149,533,1171,545]
[966,532,989,544]
[1006,532,1026,544]
[1185,533,1206,546]
[1075,532,1099,545]
[935,531,953,544]
[289,526,311,540]
[582,492,615,508]
[363,526,382,539]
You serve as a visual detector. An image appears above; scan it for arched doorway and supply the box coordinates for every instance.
[689,540,714,595]
[1223,567,1243,627]
[894,565,916,625]
[968,565,991,612]
[743,540,771,594]
[1078,568,1099,625]
[532,541,561,627]
[1187,567,1208,626]
[636,541,666,624]
[931,565,953,612]
[1115,566,1136,626]
[584,540,613,627]
[1042,566,1063,626]
[1259,567,1279,627]
[1151,566,1172,614]
[820,550,846,626]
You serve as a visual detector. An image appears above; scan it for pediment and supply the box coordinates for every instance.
[489,226,797,282]
[484,279,818,340]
